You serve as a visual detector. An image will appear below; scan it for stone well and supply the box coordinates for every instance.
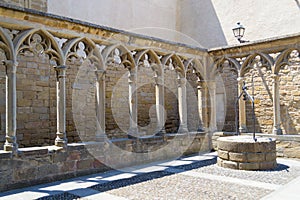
[217,136,277,170]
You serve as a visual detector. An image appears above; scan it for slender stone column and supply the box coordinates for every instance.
[197,78,205,132]
[95,69,106,141]
[128,70,138,137]
[237,77,247,133]
[154,74,165,135]
[54,65,67,147]
[209,80,217,132]
[178,77,188,133]
[4,60,18,152]
[271,74,282,135]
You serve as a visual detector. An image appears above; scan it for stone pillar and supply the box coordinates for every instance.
[4,60,18,152]
[237,77,247,133]
[271,74,282,135]
[197,78,205,132]
[154,74,165,135]
[178,77,188,133]
[95,69,106,141]
[54,65,67,147]
[128,70,138,137]
[209,80,217,132]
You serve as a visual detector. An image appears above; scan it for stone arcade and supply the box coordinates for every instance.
[0,1,300,192]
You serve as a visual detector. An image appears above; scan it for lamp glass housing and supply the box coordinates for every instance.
[232,22,245,40]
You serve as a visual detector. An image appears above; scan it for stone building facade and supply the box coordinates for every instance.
[0,0,299,192]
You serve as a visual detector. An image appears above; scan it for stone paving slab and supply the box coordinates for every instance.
[0,152,299,200]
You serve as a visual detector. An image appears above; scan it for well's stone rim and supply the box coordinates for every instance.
[217,135,276,143]
[217,135,277,170]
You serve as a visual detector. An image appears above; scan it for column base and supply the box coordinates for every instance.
[178,126,189,133]
[95,133,107,142]
[197,125,206,132]
[4,142,18,152]
[55,133,67,148]
[239,125,247,133]
[128,127,139,138]
[4,136,18,152]
[273,127,283,135]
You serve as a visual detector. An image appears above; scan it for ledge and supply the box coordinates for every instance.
[208,33,300,56]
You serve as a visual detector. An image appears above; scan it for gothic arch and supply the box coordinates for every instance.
[13,28,63,65]
[0,27,15,61]
[210,56,240,79]
[162,53,185,78]
[102,43,134,70]
[184,58,205,80]
[135,49,162,75]
[240,52,273,77]
[274,47,300,74]
[63,37,103,69]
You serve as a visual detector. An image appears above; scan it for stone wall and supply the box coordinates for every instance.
[105,64,130,138]
[0,133,210,192]
[164,69,180,133]
[0,63,5,143]
[0,0,47,12]
[278,61,300,134]
[186,70,200,131]
[243,61,300,135]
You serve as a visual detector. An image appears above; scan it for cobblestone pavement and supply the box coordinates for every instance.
[1,152,300,200]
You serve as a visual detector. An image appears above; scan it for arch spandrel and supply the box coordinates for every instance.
[184,58,205,80]
[135,49,162,75]
[162,53,185,78]
[210,56,241,79]
[274,47,300,74]
[13,28,63,66]
[240,53,274,77]
[102,43,134,71]
[63,37,104,70]
[0,27,15,61]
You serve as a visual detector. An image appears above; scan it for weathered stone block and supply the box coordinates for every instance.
[260,161,277,170]
[76,159,93,170]
[247,152,266,162]
[265,152,277,161]
[239,162,259,170]
[222,159,238,169]
[218,149,229,160]
[229,152,247,162]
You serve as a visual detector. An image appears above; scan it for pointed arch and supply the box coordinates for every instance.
[13,28,63,65]
[274,47,300,74]
[102,43,134,70]
[162,53,185,78]
[184,58,205,80]
[0,27,15,61]
[210,56,240,79]
[240,52,273,77]
[63,37,104,69]
[135,49,162,75]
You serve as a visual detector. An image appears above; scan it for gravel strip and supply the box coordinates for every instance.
[107,173,272,200]
[91,171,174,192]
[191,162,300,185]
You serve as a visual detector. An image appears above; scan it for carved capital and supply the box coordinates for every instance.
[197,78,204,89]
[154,75,163,85]
[54,65,66,78]
[177,77,186,86]
[270,74,280,82]
[237,77,245,83]
[3,60,18,74]
[128,71,136,83]
[95,69,106,81]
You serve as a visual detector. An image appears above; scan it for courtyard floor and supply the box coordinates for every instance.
[0,152,300,200]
